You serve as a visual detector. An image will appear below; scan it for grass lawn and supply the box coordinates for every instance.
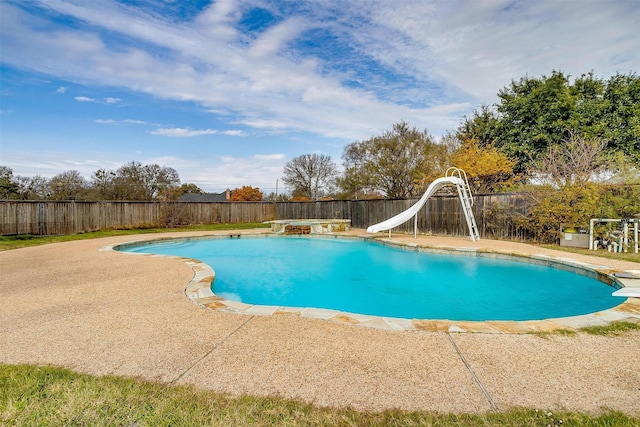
[1,364,638,427]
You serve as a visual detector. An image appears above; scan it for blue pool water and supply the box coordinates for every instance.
[119,236,621,321]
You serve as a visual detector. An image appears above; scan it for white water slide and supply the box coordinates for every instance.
[366,167,481,241]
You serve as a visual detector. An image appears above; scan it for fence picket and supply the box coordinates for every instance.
[0,193,529,239]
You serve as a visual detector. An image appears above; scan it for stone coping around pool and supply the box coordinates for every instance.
[103,233,640,334]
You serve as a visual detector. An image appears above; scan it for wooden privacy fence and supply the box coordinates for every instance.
[0,201,276,236]
[276,193,530,240]
[0,193,530,239]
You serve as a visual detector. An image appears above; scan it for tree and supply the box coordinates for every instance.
[290,195,310,202]
[462,71,640,176]
[229,186,263,201]
[450,139,518,193]
[535,133,611,187]
[519,183,602,243]
[264,192,290,202]
[89,168,116,200]
[48,170,87,200]
[518,132,638,243]
[144,164,180,200]
[113,162,147,200]
[0,167,49,200]
[457,105,499,147]
[336,141,371,199]
[113,161,180,200]
[602,73,640,164]
[494,70,576,174]
[16,175,49,200]
[282,154,337,200]
[0,166,20,199]
[341,121,447,198]
[168,183,203,200]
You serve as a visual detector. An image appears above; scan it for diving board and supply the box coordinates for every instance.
[612,287,640,297]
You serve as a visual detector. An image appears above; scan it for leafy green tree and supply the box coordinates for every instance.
[494,70,576,174]
[341,121,446,198]
[569,72,608,138]
[456,105,499,147]
[0,167,47,200]
[282,154,337,200]
[461,71,640,176]
[0,166,21,199]
[602,73,640,164]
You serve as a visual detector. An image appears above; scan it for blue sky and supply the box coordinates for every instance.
[1,0,638,194]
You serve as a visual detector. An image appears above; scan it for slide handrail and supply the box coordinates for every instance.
[446,167,473,207]
[366,167,480,241]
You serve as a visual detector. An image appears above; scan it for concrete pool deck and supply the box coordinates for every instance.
[1,229,639,414]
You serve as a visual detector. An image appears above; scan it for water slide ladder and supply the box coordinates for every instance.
[366,167,480,241]
[447,167,480,242]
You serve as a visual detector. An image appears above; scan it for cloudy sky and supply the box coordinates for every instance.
[1,0,638,193]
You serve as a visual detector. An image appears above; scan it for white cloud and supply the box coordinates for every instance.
[221,130,249,136]
[150,127,218,137]
[94,119,117,124]
[1,148,284,193]
[144,153,286,192]
[124,119,147,125]
[56,86,67,93]
[1,0,638,144]
[105,97,120,103]
[198,153,285,191]
[238,119,289,130]
[148,127,250,137]
[0,150,127,179]
[254,153,286,161]
[0,1,453,139]
[74,96,96,102]
[248,16,308,58]
[352,0,640,101]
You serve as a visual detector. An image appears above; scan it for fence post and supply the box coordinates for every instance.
[37,202,46,236]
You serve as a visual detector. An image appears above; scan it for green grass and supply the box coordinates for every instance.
[0,223,270,251]
[530,321,640,338]
[579,321,640,336]
[538,244,640,264]
[1,364,637,427]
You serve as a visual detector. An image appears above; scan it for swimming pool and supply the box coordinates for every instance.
[118,236,621,321]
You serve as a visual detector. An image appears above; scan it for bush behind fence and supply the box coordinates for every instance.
[0,193,530,239]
